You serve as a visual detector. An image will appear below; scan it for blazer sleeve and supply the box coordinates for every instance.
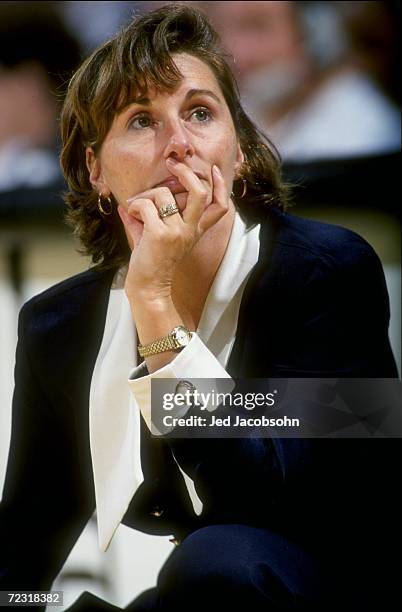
[262,233,401,552]
[0,302,94,596]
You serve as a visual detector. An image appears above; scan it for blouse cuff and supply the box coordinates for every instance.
[128,333,232,431]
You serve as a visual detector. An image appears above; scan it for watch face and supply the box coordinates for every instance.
[173,326,191,346]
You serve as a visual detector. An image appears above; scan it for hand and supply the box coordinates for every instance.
[118,160,229,305]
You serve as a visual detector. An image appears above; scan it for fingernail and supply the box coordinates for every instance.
[126,197,135,204]
[213,165,221,175]
[166,157,178,165]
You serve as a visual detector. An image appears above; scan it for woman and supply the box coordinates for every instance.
[0,5,399,611]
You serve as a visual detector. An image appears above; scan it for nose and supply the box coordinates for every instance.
[163,119,195,162]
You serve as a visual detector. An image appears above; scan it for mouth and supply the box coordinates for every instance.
[154,171,206,194]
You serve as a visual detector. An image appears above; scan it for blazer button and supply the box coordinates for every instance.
[169,538,180,546]
[150,507,164,517]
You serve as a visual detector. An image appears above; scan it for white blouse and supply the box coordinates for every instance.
[89,212,261,551]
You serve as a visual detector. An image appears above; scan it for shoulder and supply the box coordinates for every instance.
[24,266,112,304]
[19,266,115,338]
[254,207,387,310]
[14,267,117,393]
[264,207,381,275]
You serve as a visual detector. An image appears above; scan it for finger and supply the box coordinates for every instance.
[127,186,183,228]
[198,165,229,233]
[123,199,164,246]
[118,205,143,248]
[165,158,210,225]
[152,186,184,227]
[127,198,163,226]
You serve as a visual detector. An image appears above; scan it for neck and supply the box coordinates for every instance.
[172,203,235,329]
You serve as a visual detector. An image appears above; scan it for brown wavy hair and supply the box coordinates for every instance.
[60,3,289,271]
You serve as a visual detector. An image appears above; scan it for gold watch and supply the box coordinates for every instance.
[138,325,193,358]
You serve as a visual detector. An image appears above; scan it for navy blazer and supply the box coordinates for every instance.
[0,208,400,596]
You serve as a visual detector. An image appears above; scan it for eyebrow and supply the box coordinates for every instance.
[185,88,222,105]
[128,88,222,108]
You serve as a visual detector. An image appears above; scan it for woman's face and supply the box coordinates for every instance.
[86,53,243,214]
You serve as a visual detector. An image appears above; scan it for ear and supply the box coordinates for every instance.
[234,142,245,177]
[85,147,110,195]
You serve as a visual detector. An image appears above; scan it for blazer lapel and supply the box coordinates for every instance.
[227,211,278,378]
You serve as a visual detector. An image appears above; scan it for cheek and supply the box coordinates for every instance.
[209,132,239,180]
[101,141,152,203]
[202,127,238,167]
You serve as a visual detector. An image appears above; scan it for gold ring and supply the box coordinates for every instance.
[159,203,180,219]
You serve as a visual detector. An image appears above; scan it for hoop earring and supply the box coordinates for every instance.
[231,178,247,199]
[98,194,113,215]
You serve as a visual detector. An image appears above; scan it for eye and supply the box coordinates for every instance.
[129,113,153,130]
[189,107,213,123]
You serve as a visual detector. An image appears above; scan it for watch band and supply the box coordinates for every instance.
[138,326,192,358]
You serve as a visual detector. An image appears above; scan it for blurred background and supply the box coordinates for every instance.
[0,1,400,609]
